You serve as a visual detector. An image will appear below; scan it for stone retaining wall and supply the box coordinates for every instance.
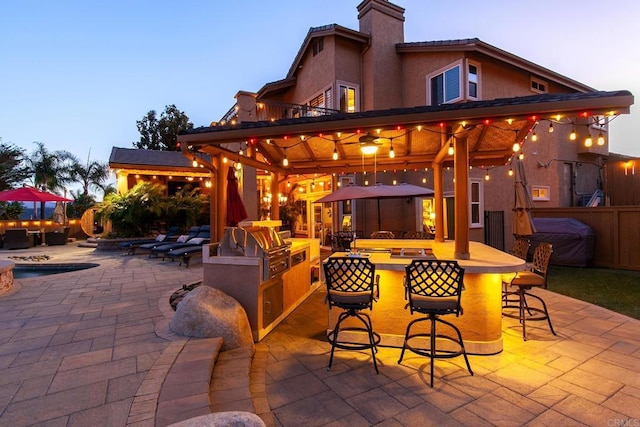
[0,260,15,293]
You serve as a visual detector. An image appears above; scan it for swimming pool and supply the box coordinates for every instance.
[12,263,100,279]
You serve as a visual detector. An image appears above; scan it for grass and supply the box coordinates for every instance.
[547,266,640,320]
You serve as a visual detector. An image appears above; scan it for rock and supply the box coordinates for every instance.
[169,286,254,351]
[167,411,266,427]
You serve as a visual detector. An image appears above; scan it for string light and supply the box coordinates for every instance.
[597,132,605,146]
[548,122,554,133]
[447,142,454,156]
[192,157,198,167]
[512,142,521,152]
[508,168,513,177]
[531,131,538,142]
[569,125,577,141]
[389,143,395,158]
[484,170,490,181]
[282,148,288,167]
[332,147,338,160]
[585,133,593,148]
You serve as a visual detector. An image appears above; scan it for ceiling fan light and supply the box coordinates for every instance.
[360,144,379,155]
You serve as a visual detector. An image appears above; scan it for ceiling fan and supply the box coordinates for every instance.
[342,133,388,154]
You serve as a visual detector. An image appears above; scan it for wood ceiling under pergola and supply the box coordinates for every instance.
[178,90,633,256]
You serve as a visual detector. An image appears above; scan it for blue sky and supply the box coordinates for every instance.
[2,0,639,189]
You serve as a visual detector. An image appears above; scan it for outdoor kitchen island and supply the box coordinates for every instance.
[202,223,320,341]
[327,239,526,355]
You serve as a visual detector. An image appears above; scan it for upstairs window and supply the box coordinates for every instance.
[531,77,548,94]
[338,83,358,113]
[468,62,479,100]
[429,64,461,105]
[427,60,480,105]
[307,87,332,110]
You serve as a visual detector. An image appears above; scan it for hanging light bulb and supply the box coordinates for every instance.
[223,156,228,164]
[569,125,577,141]
[597,132,605,146]
[585,133,593,148]
[519,152,525,160]
[531,131,538,142]
[389,143,395,159]
[287,180,291,188]
[512,141,521,152]
[548,122,554,133]
[484,171,490,181]
[192,157,198,167]
[508,168,514,177]
[282,149,288,167]
[447,142,454,156]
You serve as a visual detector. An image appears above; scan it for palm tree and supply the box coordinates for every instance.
[27,142,78,219]
[74,158,110,196]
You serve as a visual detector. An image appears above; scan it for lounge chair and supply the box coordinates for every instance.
[119,226,181,254]
[132,226,199,255]
[150,225,211,259]
[167,241,219,267]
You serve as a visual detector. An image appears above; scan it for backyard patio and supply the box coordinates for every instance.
[0,243,639,425]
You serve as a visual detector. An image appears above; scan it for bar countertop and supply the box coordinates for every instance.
[342,239,526,273]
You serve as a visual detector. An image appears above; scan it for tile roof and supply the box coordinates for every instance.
[184,90,633,136]
[108,147,211,169]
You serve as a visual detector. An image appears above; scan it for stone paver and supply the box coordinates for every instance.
[2,244,640,426]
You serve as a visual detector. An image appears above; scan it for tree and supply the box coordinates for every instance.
[133,105,193,151]
[74,158,110,196]
[26,142,78,219]
[0,140,30,191]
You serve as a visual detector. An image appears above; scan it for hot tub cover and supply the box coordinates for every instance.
[528,218,595,267]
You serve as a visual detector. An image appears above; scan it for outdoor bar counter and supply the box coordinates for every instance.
[327,239,526,355]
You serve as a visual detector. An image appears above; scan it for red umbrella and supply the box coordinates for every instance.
[226,167,247,226]
[0,186,72,203]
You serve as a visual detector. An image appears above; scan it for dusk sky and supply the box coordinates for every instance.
[2,0,638,192]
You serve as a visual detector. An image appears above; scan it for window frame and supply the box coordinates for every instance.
[531,185,550,201]
[530,76,548,94]
[466,59,481,100]
[469,178,484,228]
[337,81,359,113]
[304,86,333,111]
[427,60,463,106]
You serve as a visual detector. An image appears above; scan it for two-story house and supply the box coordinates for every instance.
[177,0,633,255]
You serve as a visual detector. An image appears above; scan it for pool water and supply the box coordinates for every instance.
[13,263,99,279]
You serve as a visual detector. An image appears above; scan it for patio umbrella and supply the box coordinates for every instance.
[315,183,434,231]
[512,157,536,237]
[53,202,65,224]
[226,167,248,226]
[0,186,72,203]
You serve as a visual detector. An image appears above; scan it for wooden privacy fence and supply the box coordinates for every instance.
[532,206,640,271]
[0,219,86,242]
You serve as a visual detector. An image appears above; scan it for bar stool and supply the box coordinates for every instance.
[502,242,556,340]
[323,256,380,373]
[502,238,531,307]
[398,259,473,387]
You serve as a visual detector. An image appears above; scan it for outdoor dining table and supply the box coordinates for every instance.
[324,239,526,355]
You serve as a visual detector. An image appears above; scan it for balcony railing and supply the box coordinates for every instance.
[219,99,340,125]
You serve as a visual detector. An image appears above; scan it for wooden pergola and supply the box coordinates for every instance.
[177,90,633,259]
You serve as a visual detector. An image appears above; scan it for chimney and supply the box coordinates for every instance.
[357,0,405,110]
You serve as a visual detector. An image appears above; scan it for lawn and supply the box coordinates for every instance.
[547,265,640,320]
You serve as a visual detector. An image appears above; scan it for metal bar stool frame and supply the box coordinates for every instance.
[323,256,381,374]
[398,259,473,387]
[502,238,531,307]
[503,242,557,341]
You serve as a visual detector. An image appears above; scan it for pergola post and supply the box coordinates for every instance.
[454,136,470,259]
[216,157,226,241]
[433,162,444,242]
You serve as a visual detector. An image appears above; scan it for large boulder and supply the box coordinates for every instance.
[170,286,254,350]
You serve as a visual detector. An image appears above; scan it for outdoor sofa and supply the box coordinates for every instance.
[45,227,70,246]
[3,228,33,249]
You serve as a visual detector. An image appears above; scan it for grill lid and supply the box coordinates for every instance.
[220,226,289,257]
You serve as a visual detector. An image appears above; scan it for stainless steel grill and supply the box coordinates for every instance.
[219,226,291,281]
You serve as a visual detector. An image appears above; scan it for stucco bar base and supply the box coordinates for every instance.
[326,241,524,355]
